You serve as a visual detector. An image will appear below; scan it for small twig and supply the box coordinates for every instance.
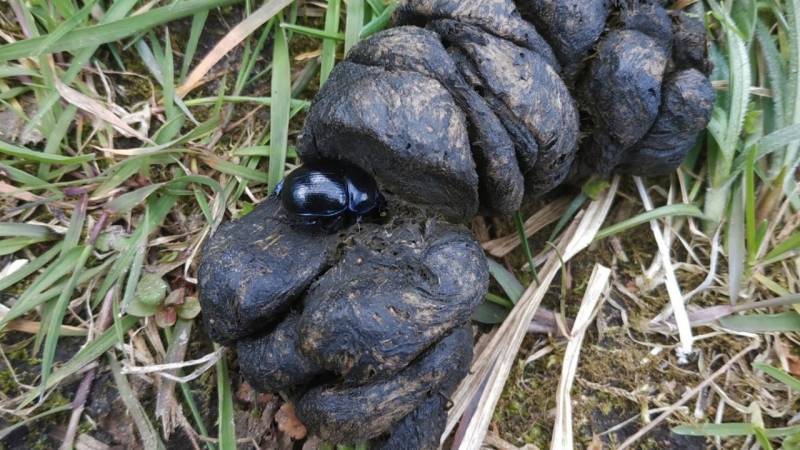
[617,340,761,450]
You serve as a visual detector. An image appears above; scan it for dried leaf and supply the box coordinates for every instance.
[155,306,177,328]
[275,402,307,440]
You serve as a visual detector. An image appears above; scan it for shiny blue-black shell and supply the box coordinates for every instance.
[275,161,384,231]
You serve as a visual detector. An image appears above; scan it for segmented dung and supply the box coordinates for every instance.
[199,1,714,447]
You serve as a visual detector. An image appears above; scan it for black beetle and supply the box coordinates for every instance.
[275,161,385,233]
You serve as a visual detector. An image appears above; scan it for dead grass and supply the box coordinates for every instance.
[1,1,799,449]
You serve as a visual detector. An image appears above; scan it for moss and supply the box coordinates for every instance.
[492,181,745,447]
[0,369,18,397]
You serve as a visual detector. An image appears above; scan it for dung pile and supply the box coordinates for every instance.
[199,0,713,448]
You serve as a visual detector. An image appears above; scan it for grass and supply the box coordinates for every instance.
[0,0,799,448]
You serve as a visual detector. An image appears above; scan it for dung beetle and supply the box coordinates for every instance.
[275,161,386,233]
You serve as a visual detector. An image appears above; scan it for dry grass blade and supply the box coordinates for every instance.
[54,78,152,143]
[617,340,761,450]
[633,176,694,356]
[482,197,571,257]
[177,0,294,97]
[121,347,223,379]
[450,176,619,449]
[550,264,611,450]
[108,353,166,450]
[3,319,86,336]
[156,318,193,438]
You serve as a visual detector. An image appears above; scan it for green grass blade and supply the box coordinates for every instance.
[359,2,397,39]
[92,157,156,199]
[320,0,342,84]
[204,156,267,184]
[756,20,787,133]
[705,2,752,226]
[673,423,800,437]
[784,0,800,166]
[39,245,91,401]
[62,194,87,252]
[719,15,751,163]
[723,123,800,182]
[0,237,55,256]
[0,223,57,239]
[159,28,186,142]
[728,184,746,302]
[106,184,165,214]
[344,0,365,53]
[753,427,775,450]
[0,242,61,292]
[215,346,236,450]
[486,258,524,304]
[719,312,800,332]
[366,0,385,14]
[765,230,800,260]
[38,105,78,178]
[549,193,586,241]
[754,362,800,390]
[267,20,291,193]
[0,245,87,327]
[595,204,706,241]
[731,0,756,43]
[514,211,538,283]
[20,315,138,407]
[135,38,165,86]
[744,145,758,264]
[280,23,344,41]
[180,10,210,82]
[184,95,310,109]
[0,404,72,440]
[0,139,93,164]
[0,64,38,78]
[473,300,510,324]
[30,0,98,57]
[0,0,239,62]
[758,123,800,156]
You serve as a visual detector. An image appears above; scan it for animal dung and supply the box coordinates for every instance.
[198,0,714,447]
